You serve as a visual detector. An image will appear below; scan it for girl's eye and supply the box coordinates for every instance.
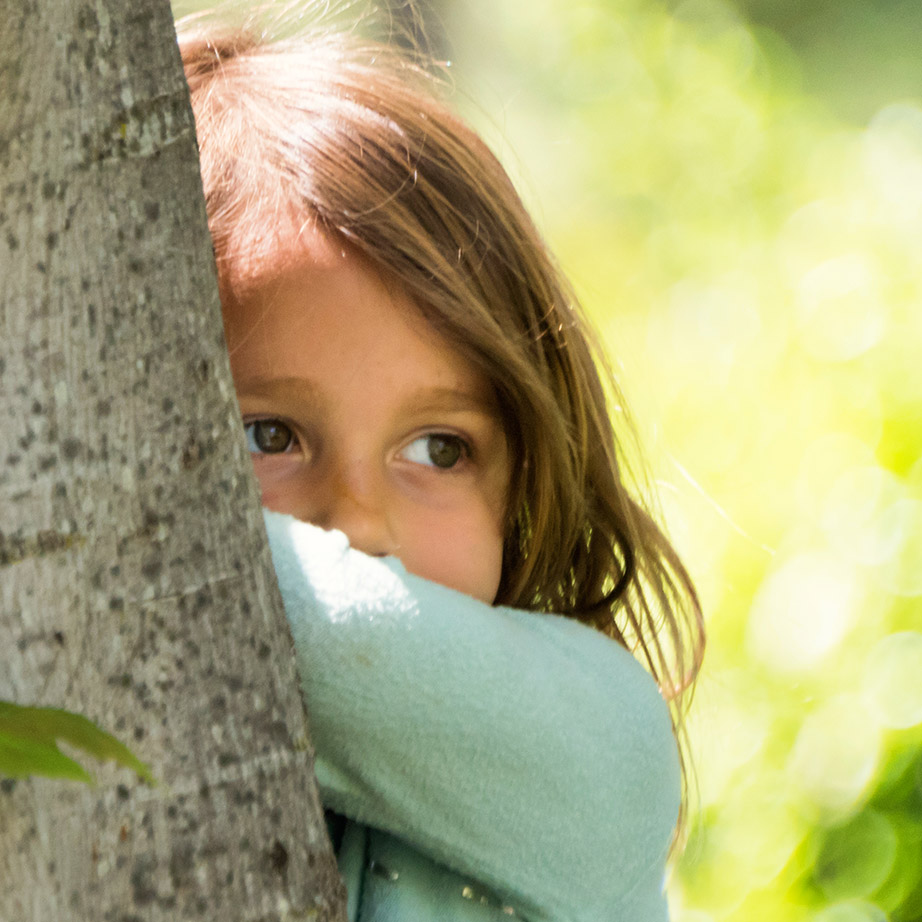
[401,433,467,469]
[244,419,296,454]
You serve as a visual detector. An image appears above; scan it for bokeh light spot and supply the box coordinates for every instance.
[820,466,908,566]
[788,695,881,812]
[747,551,860,673]
[810,900,888,922]
[863,631,922,729]
[669,908,716,922]
[875,813,922,912]
[879,499,922,596]
[863,103,922,222]
[687,681,769,807]
[795,253,887,361]
[797,433,875,525]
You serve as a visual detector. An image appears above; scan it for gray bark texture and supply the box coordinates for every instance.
[0,1,347,919]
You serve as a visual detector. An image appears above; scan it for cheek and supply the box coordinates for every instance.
[249,462,304,518]
[403,507,506,604]
[475,532,506,604]
[255,480,293,516]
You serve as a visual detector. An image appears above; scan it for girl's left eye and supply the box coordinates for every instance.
[400,433,468,469]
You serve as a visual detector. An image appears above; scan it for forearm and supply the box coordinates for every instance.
[265,510,679,921]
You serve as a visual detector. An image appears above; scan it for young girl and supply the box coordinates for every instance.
[180,20,704,922]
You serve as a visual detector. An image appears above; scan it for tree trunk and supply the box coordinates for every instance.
[0,1,346,919]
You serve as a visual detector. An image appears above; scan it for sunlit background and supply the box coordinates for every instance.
[173,1,922,918]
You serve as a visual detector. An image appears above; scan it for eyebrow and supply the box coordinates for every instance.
[399,386,500,418]
[237,376,322,400]
[237,376,500,417]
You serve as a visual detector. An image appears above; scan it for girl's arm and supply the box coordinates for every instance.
[265,510,680,922]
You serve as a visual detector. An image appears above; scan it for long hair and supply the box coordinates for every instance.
[179,22,705,833]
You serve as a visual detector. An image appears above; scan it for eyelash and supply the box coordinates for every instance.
[243,419,472,471]
[400,432,471,470]
[244,419,300,455]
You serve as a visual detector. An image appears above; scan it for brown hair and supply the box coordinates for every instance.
[179,20,704,830]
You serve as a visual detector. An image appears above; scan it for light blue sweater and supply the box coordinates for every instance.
[264,510,680,922]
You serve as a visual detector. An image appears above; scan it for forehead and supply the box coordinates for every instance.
[219,228,497,407]
[220,223,404,349]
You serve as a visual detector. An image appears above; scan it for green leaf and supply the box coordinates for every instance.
[0,701,155,785]
[0,732,92,783]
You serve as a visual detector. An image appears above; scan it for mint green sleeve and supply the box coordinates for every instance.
[264,510,680,922]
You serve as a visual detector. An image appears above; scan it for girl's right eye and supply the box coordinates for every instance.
[244,419,297,454]
[400,433,468,469]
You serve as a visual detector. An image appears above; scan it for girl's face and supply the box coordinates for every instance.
[221,232,511,604]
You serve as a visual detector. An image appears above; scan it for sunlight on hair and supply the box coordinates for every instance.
[173,0,440,52]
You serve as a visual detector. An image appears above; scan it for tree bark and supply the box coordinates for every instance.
[0,1,346,919]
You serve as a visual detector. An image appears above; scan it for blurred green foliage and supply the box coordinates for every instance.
[700,0,922,124]
[170,0,922,917]
[434,1,922,919]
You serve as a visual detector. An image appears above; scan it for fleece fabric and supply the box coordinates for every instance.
[264,509,680,922]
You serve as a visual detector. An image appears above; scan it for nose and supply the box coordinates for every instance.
[308,460,397,558]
